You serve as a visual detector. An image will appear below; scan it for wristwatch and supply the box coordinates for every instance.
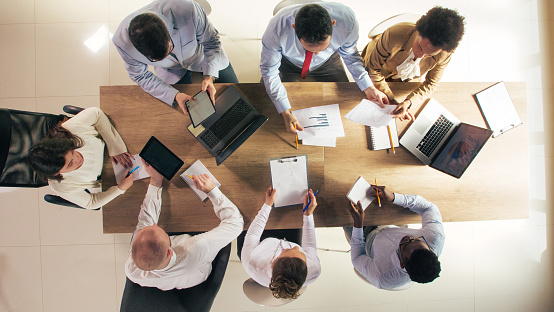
[204,75,217,82]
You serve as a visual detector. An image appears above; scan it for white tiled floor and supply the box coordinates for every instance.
[0,0,552,311]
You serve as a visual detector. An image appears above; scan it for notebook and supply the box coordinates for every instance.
[346,176,375,210]
[369,119,399,151]
[112,154,150,183]
[180,160,221,201]
[473,82,522,138]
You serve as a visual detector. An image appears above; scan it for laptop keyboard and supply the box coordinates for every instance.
[199,98,253,149]
[416,114,454,158]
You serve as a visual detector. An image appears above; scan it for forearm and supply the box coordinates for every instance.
[54,185,125,210]
[405,67,444,106]
[301,214,317,252]
[135,184,162,231]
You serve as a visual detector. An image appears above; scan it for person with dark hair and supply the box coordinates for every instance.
[238,187,321,299]
[261,2,388,133]
[361,6,466,121]
[126,164,243,290]
[28,107,134,209]
[345,184,444,290]
[112,0,238,113]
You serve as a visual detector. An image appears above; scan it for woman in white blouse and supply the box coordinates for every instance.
[28,107,134,209]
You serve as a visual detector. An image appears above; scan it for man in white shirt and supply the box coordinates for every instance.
[113,0,238,114]
[260,2,388,132]
[238,188,321,299]
[345,184,444,290]
[125,159,244,290]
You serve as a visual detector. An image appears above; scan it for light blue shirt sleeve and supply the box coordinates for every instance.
[350,227,382,286]
[260,27,291,113]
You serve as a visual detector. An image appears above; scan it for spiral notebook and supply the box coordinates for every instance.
[369,119,398,151]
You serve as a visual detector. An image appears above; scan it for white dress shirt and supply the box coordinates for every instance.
[350,193,445,290]
[126,185,244,290]
[49,107,128,209]
[260,2,373,113]
[241,204,321,287]
[112,0,229,105]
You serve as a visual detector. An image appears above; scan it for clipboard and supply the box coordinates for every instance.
[473,81,522,138]
[269,155,309,208]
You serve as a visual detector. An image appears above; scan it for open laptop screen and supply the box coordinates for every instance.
[430,123,493,178]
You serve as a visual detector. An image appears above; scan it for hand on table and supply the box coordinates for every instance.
[303,189,317,216]
[363,86,389,108]
[281,109,304,133]
[175,92,197,115]
[141,159,163,188]
[201,76,217,104]
[112,152,133,168]
[192,173,215,193]
[348,200,364,228]
[264,187,277,206]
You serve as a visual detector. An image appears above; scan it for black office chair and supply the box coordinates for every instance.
[0,105,88,208]
[120,240,232,312]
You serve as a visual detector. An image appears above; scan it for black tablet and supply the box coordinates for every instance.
[139,136,184,181]
[186,90,216,128]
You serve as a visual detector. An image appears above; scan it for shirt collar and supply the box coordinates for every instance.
[155,248,176,272]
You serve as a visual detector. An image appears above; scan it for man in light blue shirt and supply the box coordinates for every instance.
[113,0,238,114]
[261,3,388,132]
[346,184,444,290]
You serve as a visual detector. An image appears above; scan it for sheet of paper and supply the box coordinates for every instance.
[345,99,396,127]
[302,136,336,147]
[292,104,345,140]
[346,176,375,210]
[181,160,222,201]
[112,154,150,184]
[270,155,309,208]
[474,82,522,137]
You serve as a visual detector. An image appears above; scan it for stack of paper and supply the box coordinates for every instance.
[346,176,375,210]
[345,99,396,127]
[292,104,345,147]
[180,160,221,201]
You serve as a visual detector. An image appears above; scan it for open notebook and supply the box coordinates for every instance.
[369,119,399,151]
[180,160,221,201]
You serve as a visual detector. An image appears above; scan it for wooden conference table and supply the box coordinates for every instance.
[100,82,528,233]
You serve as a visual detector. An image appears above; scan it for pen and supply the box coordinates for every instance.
[375,179,381,207]
[303,190,319,213]
[295,124,298,149]
[387,125,395,154]
[126,166,139,178]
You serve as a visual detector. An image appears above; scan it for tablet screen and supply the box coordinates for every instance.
[187,91,216,128]
[139,136,184,181]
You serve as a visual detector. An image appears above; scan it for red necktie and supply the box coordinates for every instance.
[300,51,313,79]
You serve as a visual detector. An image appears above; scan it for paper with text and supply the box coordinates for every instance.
[112,154,150,184]
[180,160,221,201]
[293,104,345,140]
[270,155,309,208]
[345,99,396,127]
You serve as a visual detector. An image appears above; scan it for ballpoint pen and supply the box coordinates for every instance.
[125,166,139,178]
[387,125,395,154]
[374,178,381,207]
[303,190,319,213]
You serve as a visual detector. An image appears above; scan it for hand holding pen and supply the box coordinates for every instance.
[303,189,318,216]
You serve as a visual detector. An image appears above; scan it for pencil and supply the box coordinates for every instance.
[375,178,382,207]
[295,124,298,149]
[387,125,395,154]
[187,175,193,179]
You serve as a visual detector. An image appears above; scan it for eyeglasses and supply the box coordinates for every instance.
[396,236,428,265]
[146,38,175,62]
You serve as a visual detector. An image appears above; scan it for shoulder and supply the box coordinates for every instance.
[384,23,415,43]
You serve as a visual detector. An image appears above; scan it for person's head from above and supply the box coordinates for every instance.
[28,128,84,182]
[269,245,307,299]
[413,6,466,58]
[128,13,173,62]
[292,4,336,55]
[397,235,441,283]
[131,223,173,271]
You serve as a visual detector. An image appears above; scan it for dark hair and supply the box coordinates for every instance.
[294,4,333,45]
[269,257,307,299]
[128,13,171,61]
[415,6,465,52]
[404,249,441,283]
[28,126,83,182]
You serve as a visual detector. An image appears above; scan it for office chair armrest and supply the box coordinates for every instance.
[43,194,98,210]
[62,105,85,115]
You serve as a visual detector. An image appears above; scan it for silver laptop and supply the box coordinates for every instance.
[401,99,493,178]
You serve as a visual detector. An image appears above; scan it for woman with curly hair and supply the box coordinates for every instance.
[238,188,321,300]
[361,6,465,121]
[28,107,134,209]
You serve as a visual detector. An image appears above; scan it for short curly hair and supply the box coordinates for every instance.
[404,249,441,283]
[415,6,465,52]
[294,4,333,45]
[269,257,307,299]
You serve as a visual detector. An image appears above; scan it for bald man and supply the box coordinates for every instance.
[125,160,243,290]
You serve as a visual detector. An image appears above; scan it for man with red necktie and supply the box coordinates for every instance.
[260,2,388,133]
